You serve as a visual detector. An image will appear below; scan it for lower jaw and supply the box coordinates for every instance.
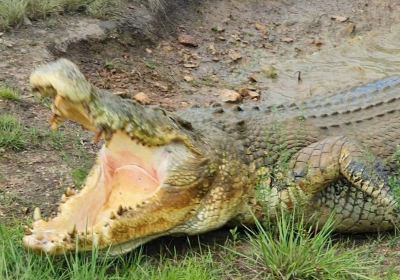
[24,158,163,254]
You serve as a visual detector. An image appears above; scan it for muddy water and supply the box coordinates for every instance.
[231,25,400,104]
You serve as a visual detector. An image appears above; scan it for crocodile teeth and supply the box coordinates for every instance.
[117,205,124,216]
[68,225,77,239]
[33,207,42,221]
[65,187,76,197]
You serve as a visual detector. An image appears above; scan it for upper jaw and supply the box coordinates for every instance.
[31,59,200,152]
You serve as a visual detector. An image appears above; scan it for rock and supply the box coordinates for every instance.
[183,62,199,68]
[238,88,248,97]
[238,88,260,99]
[219,89,242,103]
[281,37,294,43]
[331,15,348,22]
[248,90,260,99]
[178,34,198,47]
[134,92,151,105]
[145,48,153,54]
[184,75,194,82]
[255,22,268,33]
[228,50,242,62]
[249,73,261,82]
[154,82,168,91]
[341,23,356,36]
[211,26,225,32]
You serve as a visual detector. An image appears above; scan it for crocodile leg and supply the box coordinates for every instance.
[285,136,399,232]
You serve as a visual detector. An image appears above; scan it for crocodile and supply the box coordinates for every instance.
[24,59,400,255]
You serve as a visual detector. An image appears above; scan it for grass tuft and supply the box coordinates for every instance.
[71,167,89,187]
[0,0,125,31]
[0,114,26,151]
[0,224,220,279]
[229,211,373,279]
[0,85,20,101]
[0,0,28,29]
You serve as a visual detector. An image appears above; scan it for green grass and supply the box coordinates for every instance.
[229,211,373,280]
[0,85,20,101]
[0,114,72,152]
[0,224,220,280]
[0,0,124,31]
[0,114,26,151]
[389,146,400,203]
[71,167,89,187]
[0,210,381,279]
[47,130,67,150]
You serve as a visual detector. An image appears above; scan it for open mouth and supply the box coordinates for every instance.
[23,59,198,254]
[23,129,187,254]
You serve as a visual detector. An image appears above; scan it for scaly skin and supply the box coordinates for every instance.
[24,59,400,254]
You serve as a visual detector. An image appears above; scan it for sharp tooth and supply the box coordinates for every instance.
[33,207,42,221]
[24,226,33,235]
[68,225,77,239]
[117,205,124,216]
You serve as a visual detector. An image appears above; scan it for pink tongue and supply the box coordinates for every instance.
[105,165,159,207]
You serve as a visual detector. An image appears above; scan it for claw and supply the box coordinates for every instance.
[33,207,42,221]
[50,113,65,130]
